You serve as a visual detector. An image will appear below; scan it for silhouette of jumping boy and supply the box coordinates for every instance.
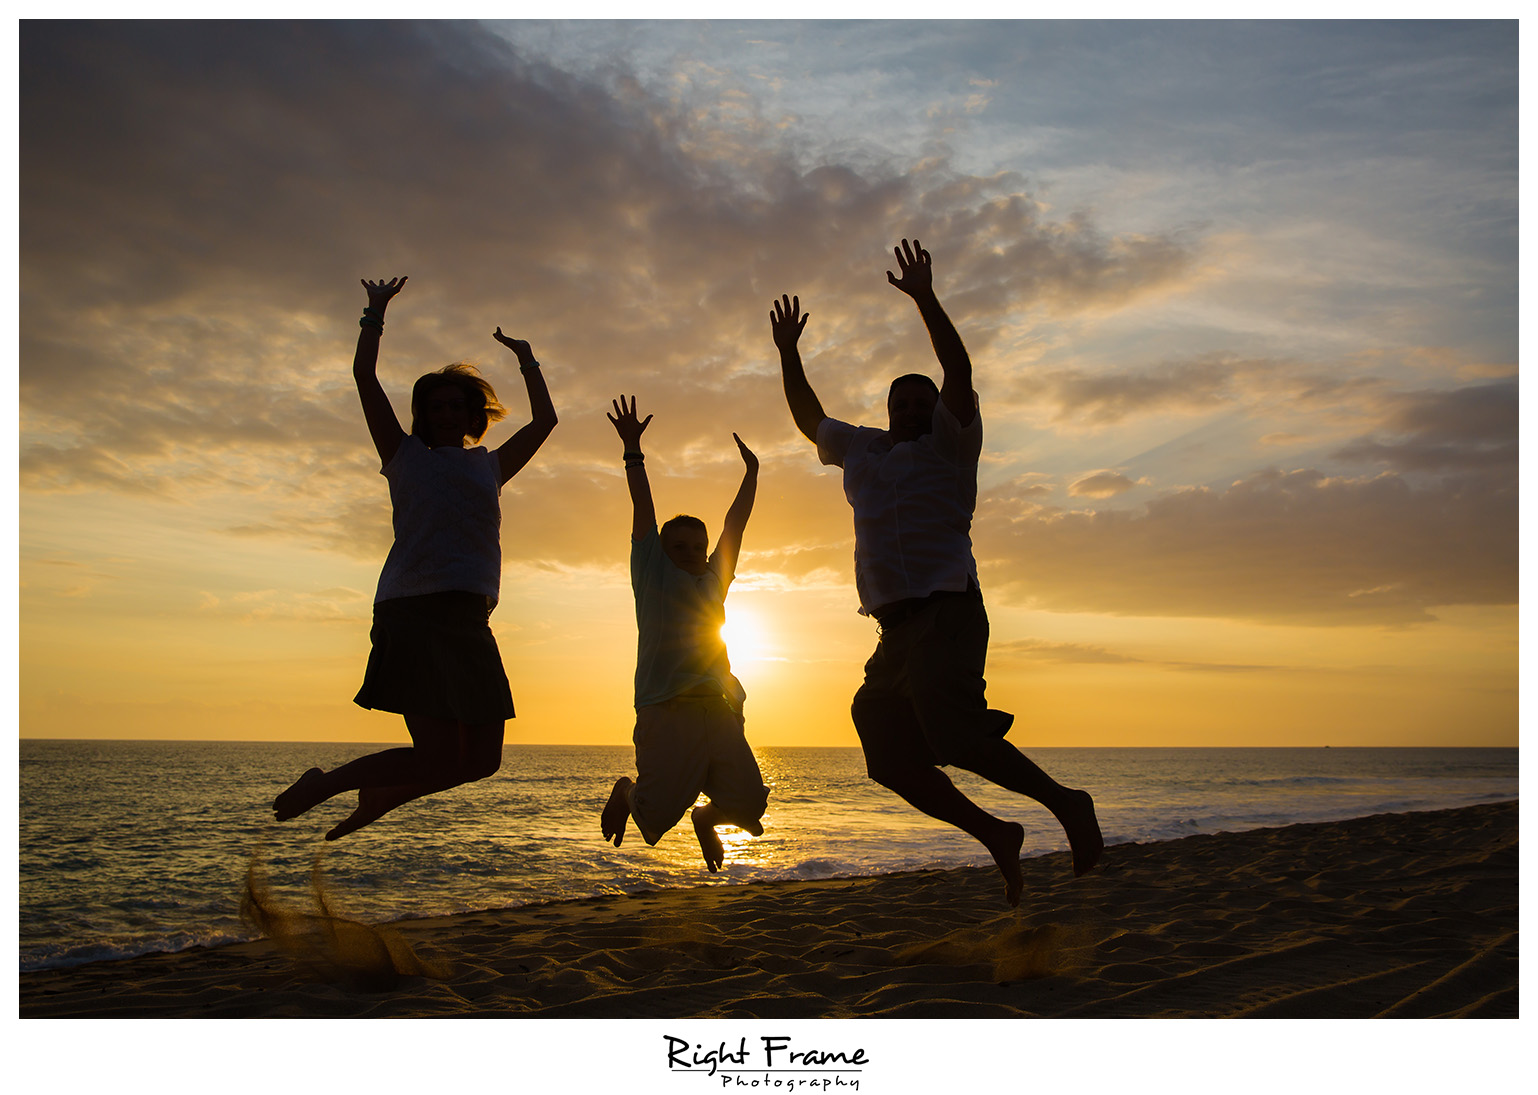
[274,276,558,840]
[600,395,769,872]
[771,239,1103,905]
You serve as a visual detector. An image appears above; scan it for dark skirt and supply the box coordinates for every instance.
[353,591,516,723]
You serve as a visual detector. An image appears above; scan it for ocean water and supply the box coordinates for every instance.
[18,741,1517,972]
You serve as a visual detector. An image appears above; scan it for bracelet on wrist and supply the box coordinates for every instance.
[359,315,384,331]
[623,451,644,463]
[520,359,542,373]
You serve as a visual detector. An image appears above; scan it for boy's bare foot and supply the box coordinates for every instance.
[274,768,328,821]
[1059,788,1104,876]
[983,820,1025,906]
[692,806,724,872]
[602,777,633,847]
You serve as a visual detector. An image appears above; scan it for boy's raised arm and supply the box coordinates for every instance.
[715,433,759,577]
[607,395,656,542]
[491,328,559,486]
[354,276,409,467]
[886,238,975,427]
[771,294,828,444]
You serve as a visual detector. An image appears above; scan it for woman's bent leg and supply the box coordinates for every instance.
[323,717,504,840]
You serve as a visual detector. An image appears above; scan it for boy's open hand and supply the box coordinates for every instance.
[733,433,758,473]
[361,276,407,309]
[607,395,652,449]
[885,238,933,298]
[770,294,809,352]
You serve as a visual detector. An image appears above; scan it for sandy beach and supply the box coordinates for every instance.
[20,800,1516,1019]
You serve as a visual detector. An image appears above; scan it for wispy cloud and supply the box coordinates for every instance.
[978,463,1515,625]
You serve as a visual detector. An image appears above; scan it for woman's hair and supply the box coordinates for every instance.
[409,363,507,443]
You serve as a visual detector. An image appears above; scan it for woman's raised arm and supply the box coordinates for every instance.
[354,276,409,466]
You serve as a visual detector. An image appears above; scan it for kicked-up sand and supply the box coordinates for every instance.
[19,800,1515,1019]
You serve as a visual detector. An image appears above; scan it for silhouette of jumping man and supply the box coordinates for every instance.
[771,239,1103,905]
[600,395,769,872]
[274,276,558,840]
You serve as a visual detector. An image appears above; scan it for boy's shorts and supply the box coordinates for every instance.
[628,693,769,845]
[850,586,1013,782]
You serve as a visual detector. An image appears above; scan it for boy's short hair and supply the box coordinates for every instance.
[660,514,708,539]
[888,372,940,403]
[410,363,508,443]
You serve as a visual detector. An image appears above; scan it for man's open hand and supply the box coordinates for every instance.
[886,239,933,298]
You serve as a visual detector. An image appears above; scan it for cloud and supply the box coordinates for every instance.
[1068,471,1144,499]
[990,639,1143,665]
[1333,380,1517,473]
[194,586,370,624]
[20,21,1195,513]
[989,638,1283,674]
[977,464,1515,625]
[1007,352,1401,431]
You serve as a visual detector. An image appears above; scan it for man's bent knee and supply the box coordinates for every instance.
[864,756,934,794]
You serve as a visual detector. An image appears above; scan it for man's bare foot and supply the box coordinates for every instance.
[1058,788,1104,877]
[325,786,395,841]
[274,768,329,821]
[602,777,633,847]
[982,821,1025,906]
[692,806,724,872]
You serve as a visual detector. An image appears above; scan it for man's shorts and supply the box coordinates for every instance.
[629,694,769,845]
[851,586,1013,781]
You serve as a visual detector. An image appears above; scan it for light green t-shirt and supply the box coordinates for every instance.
[630,525,746,711]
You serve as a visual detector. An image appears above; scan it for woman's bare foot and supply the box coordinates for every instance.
[325,786,400,841]
[602,777,633,847]
[273,768,329,821]
[692,806,725,872]
[982,820,1025,906]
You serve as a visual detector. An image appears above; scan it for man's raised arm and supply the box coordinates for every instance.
[887,238,975,427]
[771,294,827,444]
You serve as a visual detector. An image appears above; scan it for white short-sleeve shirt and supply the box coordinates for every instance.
[817,396,983,616]
[374,435,503,604]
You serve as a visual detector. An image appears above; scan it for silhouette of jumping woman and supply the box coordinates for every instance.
[600,395,769,871]
[772,239,1103,905]
[274,276,558,840]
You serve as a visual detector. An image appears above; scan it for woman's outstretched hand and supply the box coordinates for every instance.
[733,432,759,474]
[607,395,652,450]
[493,327,536,368]
[361,276,407,310]
[885,238,933,298]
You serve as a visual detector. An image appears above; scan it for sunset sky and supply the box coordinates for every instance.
[18,20,1518,748]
